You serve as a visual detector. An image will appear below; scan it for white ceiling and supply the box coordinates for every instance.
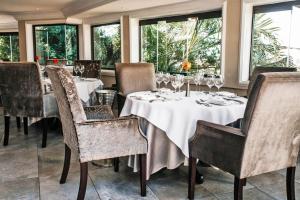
[0,0,76,13]
[77,0,192,18]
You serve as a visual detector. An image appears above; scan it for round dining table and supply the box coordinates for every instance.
[120,90,247,180]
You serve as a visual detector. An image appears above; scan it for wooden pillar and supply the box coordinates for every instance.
[121,15,130,63]
[18,21,27,61]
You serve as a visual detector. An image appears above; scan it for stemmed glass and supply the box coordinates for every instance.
[177,74,185,92]
[163,73,170,88]
[206,75,215,93]
[74,64,80,78]
[214,75,224,92]
[155,72,163,89]
[79,64,85,79]
[171,76,178,93]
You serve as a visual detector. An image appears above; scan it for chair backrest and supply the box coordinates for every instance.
[248,66,297,97]
[74,60,101,79]
[46,66,87,153]
[0,62,44,117]
[241,72,300,177]
[115,63,156,96]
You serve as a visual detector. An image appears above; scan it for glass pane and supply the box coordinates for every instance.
[0,34,19,62]
[34,25,78,65]
[290,5,300,68]
[141,16,222,74]
[93,24,121,69]
[251,10,292,70]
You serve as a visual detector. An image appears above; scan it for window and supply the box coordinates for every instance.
[92,23,121,69]
[250,2,300,71]
[140,11,222,74]
[0,32,19,62]
[33,24,78,65]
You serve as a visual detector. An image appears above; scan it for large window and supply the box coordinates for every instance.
[33,24,78,65]
[140,11,222,74]
[92,23,121,69]
[250,2,300,71]
[0,32,19,62]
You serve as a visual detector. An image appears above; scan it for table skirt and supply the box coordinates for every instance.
[128,118,188,180]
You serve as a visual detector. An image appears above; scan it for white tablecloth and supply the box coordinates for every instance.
[121,91,247,157]
[44,77,103,103]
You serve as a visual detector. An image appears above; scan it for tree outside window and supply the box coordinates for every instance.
[92,23,121,69]
[0,33,19,62]
[140,12,222,74]
[34,24,78,65]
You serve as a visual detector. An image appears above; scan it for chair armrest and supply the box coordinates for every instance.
[189,120,246,176]
[75,116,147,163]
[84,105,114,120]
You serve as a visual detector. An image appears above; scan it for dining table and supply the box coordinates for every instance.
[120,89,247,180]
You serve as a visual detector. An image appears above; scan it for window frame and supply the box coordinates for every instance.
[249,1,300,74]
[32,23,79,66]
[138,10,223,72]
[91,21,121,70]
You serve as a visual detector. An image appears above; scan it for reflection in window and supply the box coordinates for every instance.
[92,23,121,69]
[34,24,78,65]
[251,2,300,71]
[0,33,19,62]
[140,12,222,74]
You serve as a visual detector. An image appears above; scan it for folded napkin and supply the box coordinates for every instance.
[206,98,229,106]
[216,91,238,98]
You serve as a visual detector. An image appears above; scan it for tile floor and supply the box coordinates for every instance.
[0,113,299,199]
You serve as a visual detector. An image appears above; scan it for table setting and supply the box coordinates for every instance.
[121,72,247,180]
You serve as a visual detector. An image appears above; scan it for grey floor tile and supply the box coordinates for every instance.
[39,172,99,200]
[148,167,212,200]
[0,178,39,200]
[215,187,275,200]
[247,172,285,188]
[0,145,38,182]
[89,163,158,200]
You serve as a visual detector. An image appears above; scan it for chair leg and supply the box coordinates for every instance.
[60,144,71,184]
[77,162,88,200]
[287,167,296,200]
[23,117,28,135]
[16,117,21,129]
[3,116,10,146]
[234,177,245,200]
[188,157,197,200]
[42,118,48,148]
[139,154,147,197]
[113,157,119,172]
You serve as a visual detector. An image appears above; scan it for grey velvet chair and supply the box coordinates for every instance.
[74,60,101,79]
[188,72,300,200]
[115,63,156,115]
[247,66,297,97]
[46,66,148,200]
[0,62,59,148]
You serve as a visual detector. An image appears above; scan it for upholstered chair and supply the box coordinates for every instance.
[0,62,59,148]
[247,66,297,97]
[188,72,300,200]
[74,60,101,79]
[115,63,156,115]
[46,66,148,200]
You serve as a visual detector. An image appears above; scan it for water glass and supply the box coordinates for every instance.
[206,75,215,92]
[79,64,85,78]
[163,73,170,87]
[155,72,163,89]
[214,75,224,92]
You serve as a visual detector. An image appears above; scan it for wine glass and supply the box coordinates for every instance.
[193,73,200,91]
[214,74,224,93]
[74,64,79,77]
[155,72,163,89]
[79,64,85,79]
[171,76,178,92]
[163,73,170,87]
[206,75,215,93]
[177,74,185,92]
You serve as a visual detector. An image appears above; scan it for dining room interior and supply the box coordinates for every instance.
[1,0,300,199]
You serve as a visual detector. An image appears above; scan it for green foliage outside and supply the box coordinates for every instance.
[93,24,121,69]
[0,34,19,62]
[35,25,78,65]
[251,13,292,70]
[141,18,222,74]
